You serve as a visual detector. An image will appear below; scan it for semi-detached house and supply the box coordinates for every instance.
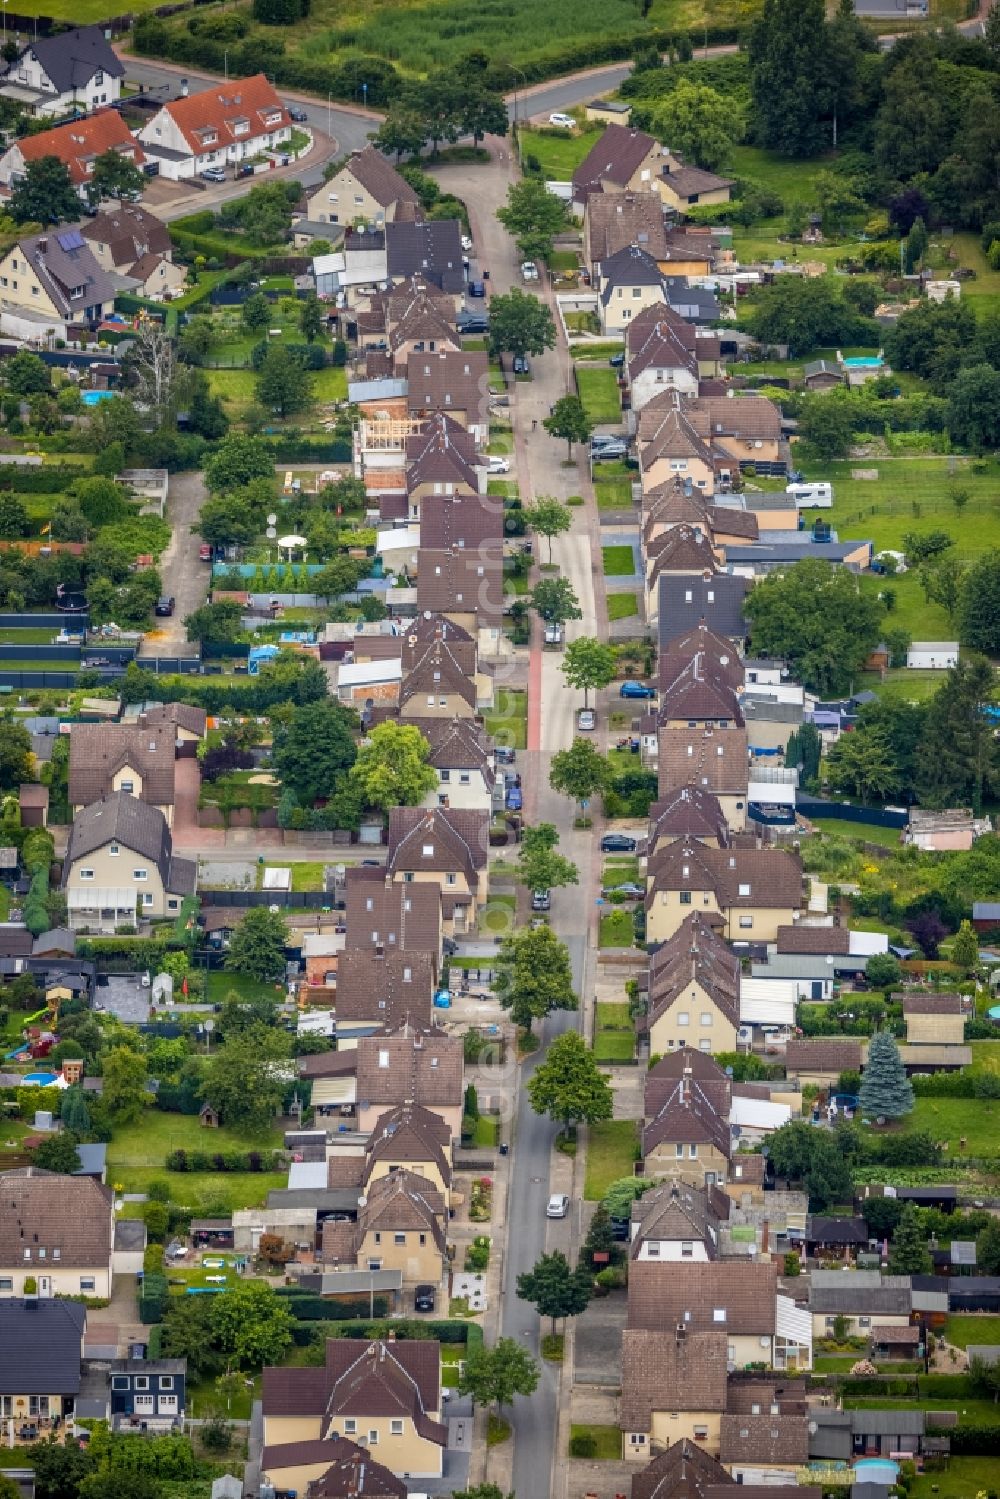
[137,74,290,181]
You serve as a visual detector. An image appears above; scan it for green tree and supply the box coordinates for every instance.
[201,1024,289,1134]
[242,293,272,336]
[743,559,885,696]
[525,496,572,564]
[348,720,437,814]
[650,80,737,170]
[497,178,569,262]
[799,394,855,459]
[60,1084,91,1135]
[748,0,834,156]
[0,493,29,538]
[883,298,978,390]
[514,823,579,893]
[458,84,509,147]
[748,277,861,357]
[161,1297,222,1378]
[10,154,80,225]
[916,657,999,811]
[549,738,612,814]
[211,1279,294,1370]
[85,148,145,209]
[375,107,429,161]
[0,719,32,791]
[516,1249,592,1334]
[226,907,289,982]
[561,636,617,709]
[273,698,357,806]
[858,1031,914,1121]
[951,919,979,972]
[976,1219,1000,1275]
[184,600,245,645]
[204,433,275,494]
[298,296,325,344]
[814,169,864,234]
[947,364,1000,453]
[219,985,279,1036]
[198,495,263,548]
[494,923,577,1032]
[542,396,592,462]
[824,725,901,803]
[920,553,967,621]
[530,576,582,628]
[888,1202,932,1274]
[526,1030,614,1131]
[865,953,902,992]
[5,350,50,396]
[221,182,293,246]
[102,1046,149,1124]
[458,1337,539,1416]
[488,289,557,362]
[73,476,130,528]
[986,0,1000,57]
[256,344,313,418]
[32,1132,81,1174]
[958,555,1000,655]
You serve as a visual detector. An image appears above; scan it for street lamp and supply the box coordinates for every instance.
[327,91,332,139]
[362,81,368,109]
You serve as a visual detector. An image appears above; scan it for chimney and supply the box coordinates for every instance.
[761,1219,769,1256]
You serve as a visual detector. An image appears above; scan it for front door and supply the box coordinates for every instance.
[38,1276,51,1297]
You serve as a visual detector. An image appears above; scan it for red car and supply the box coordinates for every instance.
[199,544,213,562]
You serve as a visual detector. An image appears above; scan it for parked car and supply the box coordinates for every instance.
[199,543,213,562]
[236,163,255,178]
[512,354,530,375]
[601,833,637,853]
[495,746,516,765]
[506,783,522,811]
[620,680,655,699]
[532,888,551,911]
[602,882,644,900]
[544,623,563,646]
[468,279,486,298]
[549,113,575,128]
[592,440,628,461]
[546,1193,570,1218]
[577,708,596,731]
[288,106,309,122]
[414,1284,436,1312]
[521,260,539,281]
[200,166,226,182]
[457,311,489,334]
[487,456,510,474]
[155,596,175,617]
[461,234,474,252]
[609,352,625,368]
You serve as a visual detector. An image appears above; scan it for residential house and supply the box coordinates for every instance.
[68,722,177,822]
[386,218,464,295]
[724,537,873,577]
[108,1359,185,1430]
[406,349,490,443]
[584,191,668,274]
[641,911,740,1057]
[0,26,123,117]
[320,1168,447,1289]
[685,394,786,480]
[721,1152,767,1206]
[398,636,479,721]
[719,1392,809,1481]
[663,277,721,327]
[80,203,185,300]
[404,413,483,524]
[629,1178,727,1261]
[645,524,721,618]
[900,992,967,1046]
[808,1407,931,1463]
[626,303,721,410]
[388,294,460,370]
[658,152,734,213]
[639,395,718,495]
[0,1298,85,1425]
[571,124,665,210]
[261,1338,446,1481]
[805,1216,870,1261]
[354,1021,464,1135]
[630,1437,735,1499]
[61,793,196,932]
[261,1435,407,1499]
[628,1255,780,1370]
[327,1101,454,1199]
[598,243,674,335]
[657,573,749,649]
[660,227,720,277]
[642,1055,733,1186]
[0,110,142,197]
[0,228,117,332]
[655,727,749,831]
[306,145,421,228]
[137,75,290,181]
[414,544,505,656]
[385,807,488,936]
[334,948,436,1036]
[658,620,744,694]
[784,1039,863,1089]
[808,1270,911,1338]
[0,1168,114,1298]
[620,1327,729,1459]
[133,701,208,753]
[409,718,495,812]
[645,842,803,944]
[419,491,503,584]
[646,787,730,855]
[342,867,442,962]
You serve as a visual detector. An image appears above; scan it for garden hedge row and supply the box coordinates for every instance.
[166,1149,284,1172]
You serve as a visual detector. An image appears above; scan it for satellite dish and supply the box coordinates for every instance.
[267,513,277,526]
[266,527,277,539]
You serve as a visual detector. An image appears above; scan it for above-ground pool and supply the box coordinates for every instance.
[21,1071,58,1086]
[989,1005,1000,1020]
[80,390,114,406]
[843,356,884,370]
[854,1459,900,1484]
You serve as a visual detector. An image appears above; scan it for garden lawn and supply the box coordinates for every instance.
[206,369,259,418]
[912,1459,1000,1499]
[575,366,621,426]
[969,1042,1000,1073]
[607,592,638,621]
[570,342,624,361]
[484,689,527,750]
[311,367,349,402]
[518,127,603,178]
[943,1314,1000,1348]
[808,818,904,847]
[602,546,635,577]
[584,1120,639,1200]
[261,860,326,892]
[599,908,634,948]
[105,1110,285,1211]
[595,479,634,511]
[594,1001,634,1063]
[569,1424,621,1459]
[857,669,950,705]
[904,1096,1000,1152]
[206,972,286,1006]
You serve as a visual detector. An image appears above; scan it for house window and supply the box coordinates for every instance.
[737,883,750,897]
[629,1433,647,1446]
[739,916,753,928]
[675,1144,684,1158]
[80,869,95,880]
[858,1317,871,1329]
[390,1419,404,1436]
[120,779,134,793]
[394,1233,406,1245]
[712,1308,726,1323]
[80,1277,95,1291]
[647,1243,660,1256]
[373,1232,381,1244]
[681,1241,693,1257]
[344,1419,357,1434]
[368,1430,379,1445]
[142,892,154,907]
[700,1013,712,1026]
[112,1377,129,1391]
[693,1426,709,1439]
[159,1377,173,1391]
[134,1377,149,1391]
[689,1144,697,1158]
[677,1011,689,1025]
[367,1258,382,1270]
[134,869,148,881]
[680,891,692,905]
[0,1278,11,1291]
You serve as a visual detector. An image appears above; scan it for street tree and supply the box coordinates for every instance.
[494,923,577,1032]
[650,80,737,170]
[561,637,617,708]
[952,919,980,971]
[226,908,289,982]
[888,1203,932,1275]
[256,345,313,418]
[525,496,572,564]
[375,106,429,160]
[85,148,145,208]
[102,1046,149,1124]
[549,738,612,814]
[348,721,437,814]
[543,395,592,461]
[272,698,358,805]
[458,1338,539,1417]
[514,823,579,893]
[203,433,275,494]
[459,84,509,147]
[530,576,582,628]
[743,558,885,696]
[497,177,569,262]
[211,1280,295,1371]
[488,289,557,362]
[527,1030,614,1132]
[516,1250,592,1334]
[10,154,80,224]
[858,1031,914,1120]
[201,1024,290,1135]
[298,296,326,344]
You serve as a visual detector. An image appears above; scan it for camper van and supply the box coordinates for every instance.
[786,481,833,508]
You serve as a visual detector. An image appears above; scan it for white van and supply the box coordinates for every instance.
[786,481,833,508]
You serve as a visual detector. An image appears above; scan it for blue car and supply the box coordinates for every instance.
[506,784,523,811]
[620,680,656,699]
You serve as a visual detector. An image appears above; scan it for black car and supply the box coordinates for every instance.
[512,354,530,375]
[600,833,637,853]
[288,106,309,122]
[414,1284,436,1312]
[155,596,175,617]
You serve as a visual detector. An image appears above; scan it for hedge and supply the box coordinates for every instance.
[950,1424,1000,1455]
[0,465,82,494]
[913,1071,1000,1098]
[279,1296,392,1323]
[282,1312,483,1347]
[166,1148,284,1172]
[139,1272,168,1325]
[266,436,353,463]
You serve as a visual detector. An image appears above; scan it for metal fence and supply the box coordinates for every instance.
[199,889,339,909]
[796,796,908,829]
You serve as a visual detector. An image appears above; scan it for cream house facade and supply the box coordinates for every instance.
[61,793,196,933]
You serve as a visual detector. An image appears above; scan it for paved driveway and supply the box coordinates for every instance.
[139,471,208,657]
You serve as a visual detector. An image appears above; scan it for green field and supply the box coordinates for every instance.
[905,1097,1000,1153]
[599,908,635,947]
[602,545,635,577]
[808,818,903,847]
[594,1001,635,1062]
[575,366,622,426]
[912,1458,1000,1499]
[943,1315,1000,1349]
[519,126,602,178]
[106,1110,285,1211]
[607,592,639,621]
[595,479,634,510]
[584,1120,639,1200]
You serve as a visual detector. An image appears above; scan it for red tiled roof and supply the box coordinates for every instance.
[156,74,289,156]
[19,109,144,186]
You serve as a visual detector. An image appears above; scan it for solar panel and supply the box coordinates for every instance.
[56,229,85,252]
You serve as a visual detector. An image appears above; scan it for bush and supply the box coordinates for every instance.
[570,1432,596,1457]
[950,1424,1000,1455]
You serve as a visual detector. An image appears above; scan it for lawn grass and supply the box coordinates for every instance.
[569,1423,622,1459]
[602,856,640,882]
[206,971,286,1006]
[595,479,634,511]
[943,1314,1000,1348]
[575,365,621,426]
[311,367,349,403]
[261,860,326,892]
[969,1042,1000,1073]
[911,1458,1000,1499]
[584,1120,639,1200]
[599,908,635,949]
[602,545,635,577]
[857,669,951,705]
[518,127,603,178]
[809,818,904,847]
[607,592,639,622]
[594,1001,635,1063]
[570,342,624,361]
[843,1395,1000,1425]
[904,1096,1000,1152]
[472,1114,500,1147]
[484,689,527,751]
[206,369,259,418]
[106,1110,285,1211]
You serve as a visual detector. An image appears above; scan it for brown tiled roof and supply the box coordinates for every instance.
[724,1378,808,1415]
[644,477,712,537]
[627,1258,778,1335]
[645,911,740,1032]
[647,524,719,586]
[656,727,749,799]
[326,1157,366,1189]
[415,544,504,624]
[572,123,659,197]
[319,1219,357,1264]
[657,646,743,724]
[586,191,667,264]
[419,490,503,552]
[630,1179,728,1258]
[68,722,175,808]
[404,717,492,778]
[389,294,457,356]
[408,612,474,645]
[627,303,700,381]
[342,868,441,957]
[399,636,477,711]
[153,74,289,157]
[81,201,170,269]
[20,108,144,185]
[658,621,743,693]
[710,506,758,541]
[341,146,421,211]
[648,787,729,848]
[730,1152,766,1185]
[642,1073,732,1158]
[335,949,435,1028]
[901,993,964,1015]
[324,1337,444,1444]
[364,1103,451,1186]
[262,1365,331,1418]
[299,1050,358,1080]
[263,1435,406,1497]
[63,791,194,898]
[406,349,490,427]
[776,925,851,955]
[138,702,207,738]
[359,1168,446,1253]
[620,1328,728,1430]
[640,395,716,471]
[631,1438,734,1499]
[0,1168,112,1270]
[687,395,781,443]
[355,1022,464,1109]
[719,1413,807,1465]
[663,227,719,261]
[665,163,734,197]
[711,846,803,908]
[18,784,48,808]
[785,1039,863,1073]
[872,1323,920,1343]
[386,806,488,881]
[406,411,480,492]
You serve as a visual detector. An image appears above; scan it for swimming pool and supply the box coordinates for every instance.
[21,1071,58,1086]
[80,390,114,406]
[843,356,884,369]
[854,1459,899,1484]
